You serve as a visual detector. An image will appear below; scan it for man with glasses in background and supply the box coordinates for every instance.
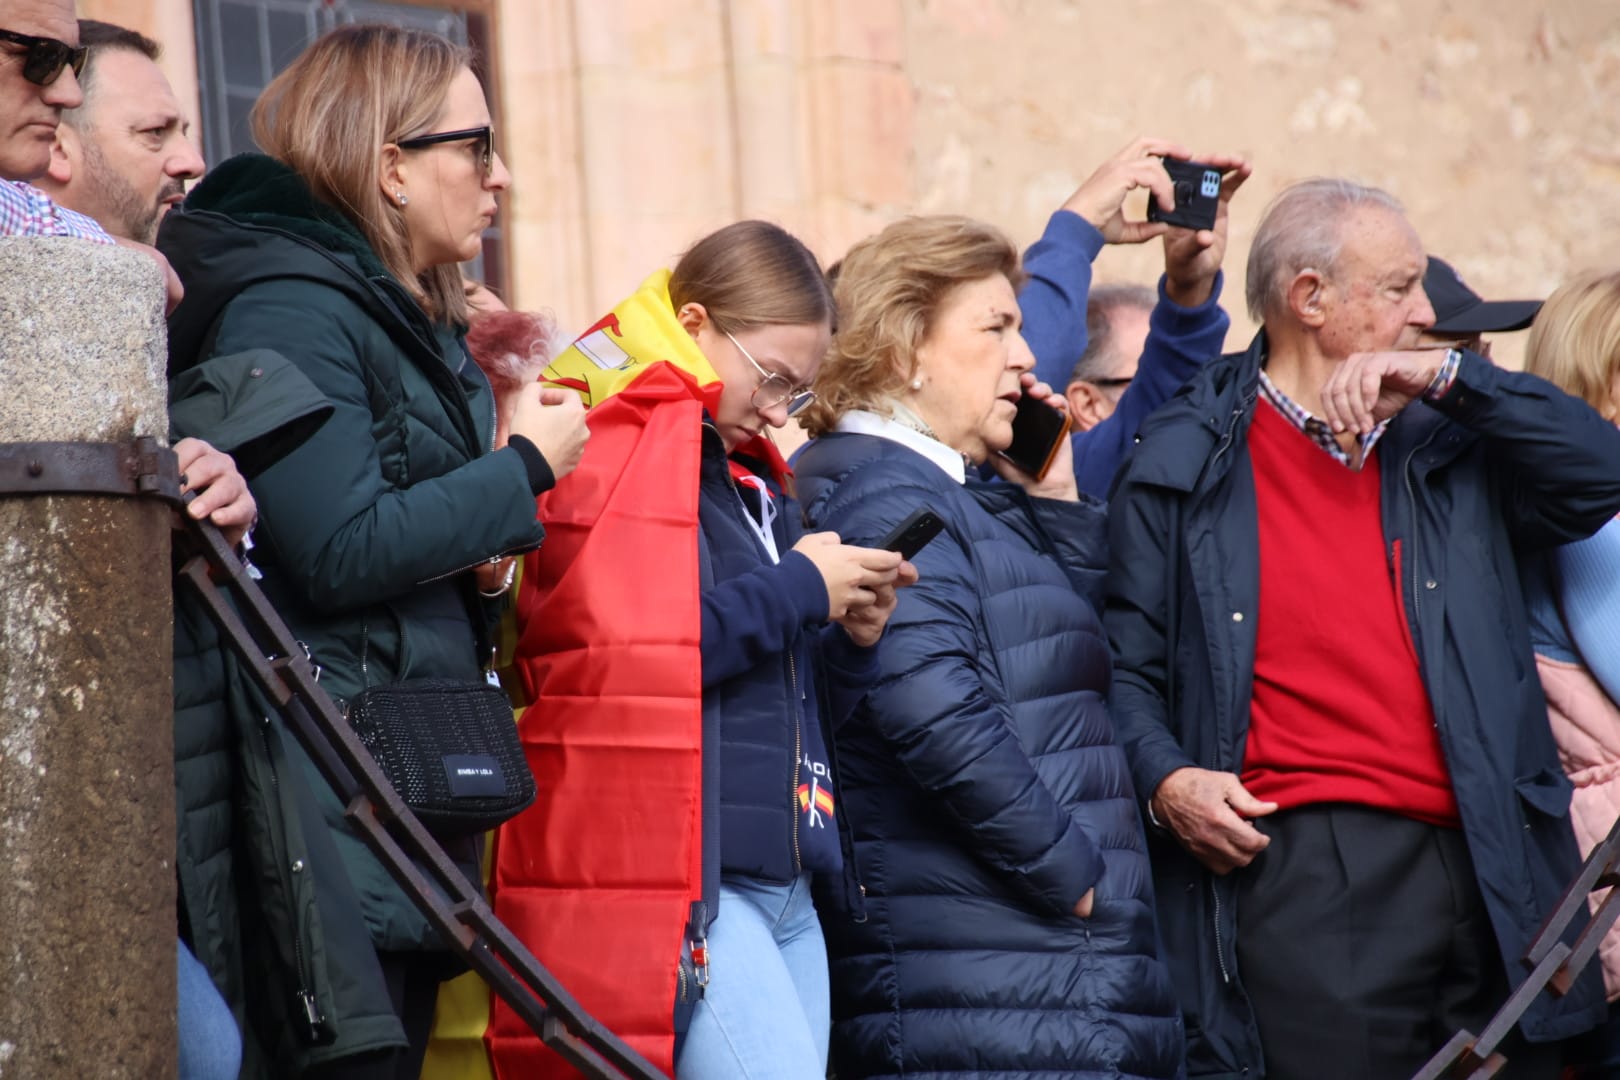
[1063,283,1156,434]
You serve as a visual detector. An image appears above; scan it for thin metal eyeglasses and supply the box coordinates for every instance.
[0,27,88,87]
[725,330,816,417]
[397,125,494,177]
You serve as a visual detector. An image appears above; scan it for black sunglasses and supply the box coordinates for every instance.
[0,27,88,87]
[397,125,494,177]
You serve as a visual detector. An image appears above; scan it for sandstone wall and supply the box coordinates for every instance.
[83,0,1620,371]
[907,0,1620,369]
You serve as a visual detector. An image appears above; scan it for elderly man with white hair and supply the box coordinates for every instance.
[1105,177,1620,1079]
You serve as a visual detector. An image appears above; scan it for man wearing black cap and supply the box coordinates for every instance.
[1419,255,1544,357]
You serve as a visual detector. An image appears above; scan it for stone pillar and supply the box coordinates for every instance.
[0,239,176,1078]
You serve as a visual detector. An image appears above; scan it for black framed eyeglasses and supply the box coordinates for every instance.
[1090,376,1134,390]
[397,125,494,177]
[0,27,88,87]
[725,330,817,417]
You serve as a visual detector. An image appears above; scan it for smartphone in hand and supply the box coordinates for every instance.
[878,506,945,561]
[997,394,1072,481]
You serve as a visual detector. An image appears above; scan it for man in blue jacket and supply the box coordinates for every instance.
[1023,136,1249,498]
[1105,177,1620,1079]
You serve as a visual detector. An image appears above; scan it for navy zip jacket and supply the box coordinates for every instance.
[695,428,874,903]
[1106,334,1620,1077]
[798,431,1184,1080]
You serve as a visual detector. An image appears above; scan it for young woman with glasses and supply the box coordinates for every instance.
[489,220,915,1080]
[157,24,589,1079]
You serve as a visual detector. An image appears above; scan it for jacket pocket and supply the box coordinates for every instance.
[1516,767,1575,819]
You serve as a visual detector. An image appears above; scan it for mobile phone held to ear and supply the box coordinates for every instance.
[878,506,945,561]
[998,393,1072,481]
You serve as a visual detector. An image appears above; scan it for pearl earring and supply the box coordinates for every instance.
[910,378,923,391]
[397,192,408,206]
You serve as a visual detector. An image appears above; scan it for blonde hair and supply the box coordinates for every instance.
[252,24,472,325]
[1525,269,1620,421]
[668,220,834,334]
[800,215,1023,438]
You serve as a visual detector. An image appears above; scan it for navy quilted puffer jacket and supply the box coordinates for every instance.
[796,430,1184,1080]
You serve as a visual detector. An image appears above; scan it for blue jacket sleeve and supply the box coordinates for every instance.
[699,551,827,688]
[816,469,1104,916]
[818,625,881,731]
[1554,518,1620,703]
[1072,273,1229,500]
[1019,210,1106,391]
[1425,351,1620,549]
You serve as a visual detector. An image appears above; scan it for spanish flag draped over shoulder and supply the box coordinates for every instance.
[478,270,722,1079]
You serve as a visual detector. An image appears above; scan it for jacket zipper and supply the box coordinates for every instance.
[1401,427,1442,642]
[788,650,803,874]
[703,422,804,875]
[414,543,537,587]
[1200,396,1251,991]
[260,715,325,1034]
[1209,878,1232,984]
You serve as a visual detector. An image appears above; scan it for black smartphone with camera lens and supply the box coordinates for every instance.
[997,393,1072,481]
[1145,158,1222,232]
[878,506,945,561]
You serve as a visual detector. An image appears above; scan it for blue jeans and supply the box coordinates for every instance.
[177,938,242,1080]
[674,874,829,1080]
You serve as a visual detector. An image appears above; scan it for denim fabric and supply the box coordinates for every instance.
[675,874,828,1080]
[177,939,241,1080]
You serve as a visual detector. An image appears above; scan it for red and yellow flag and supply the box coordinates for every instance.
[427,271,718,1080]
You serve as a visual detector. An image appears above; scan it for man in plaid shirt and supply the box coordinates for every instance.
[1,1,182,308]
[1,176,113,242]
[0,0,109,240]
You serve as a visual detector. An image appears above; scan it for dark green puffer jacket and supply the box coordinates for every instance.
[159,152,548,953]
[169,347,406,1076]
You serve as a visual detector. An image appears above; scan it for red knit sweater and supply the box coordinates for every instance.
[1242,401,1460,827]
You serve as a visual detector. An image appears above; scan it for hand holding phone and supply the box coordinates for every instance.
[1145,158,1223,233]
[878,506,945,561]
[998,392,1072,481]
[791,532,905,621]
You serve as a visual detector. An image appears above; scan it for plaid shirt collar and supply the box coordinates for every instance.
[1256,367,1387,469]
[0,180,115,244]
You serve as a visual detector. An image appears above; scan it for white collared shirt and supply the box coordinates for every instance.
[835,409,967,485]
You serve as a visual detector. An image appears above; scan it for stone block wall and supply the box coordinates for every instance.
[82,0,1620,372]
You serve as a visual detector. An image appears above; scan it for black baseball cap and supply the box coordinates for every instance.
[1424,256,1542,335]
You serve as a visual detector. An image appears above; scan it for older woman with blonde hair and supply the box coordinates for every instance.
[158,24,589,1078]
[791,209,1225,1079]
[1521,269,1620,1078]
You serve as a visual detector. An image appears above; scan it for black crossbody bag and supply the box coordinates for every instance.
[345,611,535,834]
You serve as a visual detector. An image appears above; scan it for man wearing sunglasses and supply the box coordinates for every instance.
[0,1,184,319]
[0,1,119,246]
[0,0,85,182]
